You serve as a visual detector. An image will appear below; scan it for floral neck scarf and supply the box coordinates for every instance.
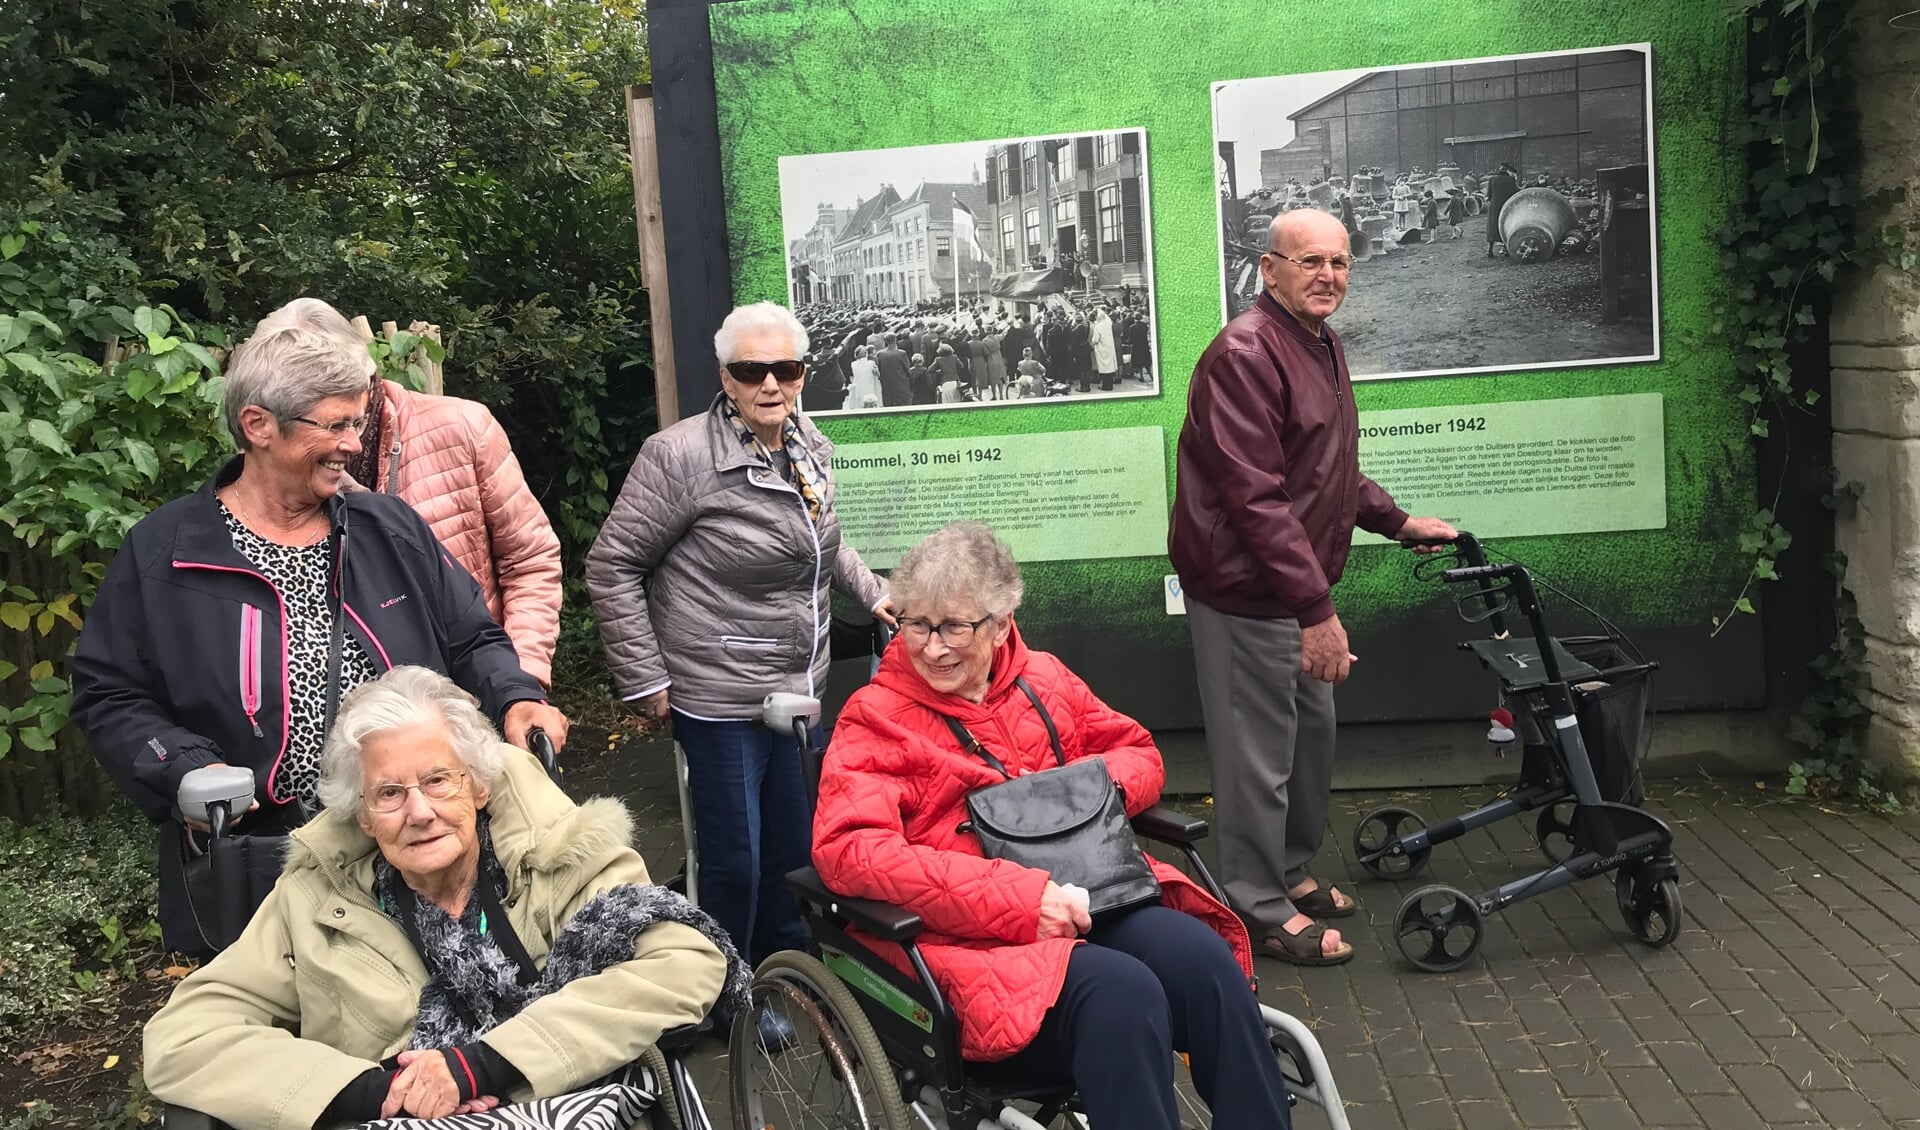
[721,395,823,525]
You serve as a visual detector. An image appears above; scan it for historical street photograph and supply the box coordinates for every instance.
[1212,44,1660,381]
[778,129,1160,416]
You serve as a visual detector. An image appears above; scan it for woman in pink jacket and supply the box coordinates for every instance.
[256,300,564,686]
[813,522,1292,1130]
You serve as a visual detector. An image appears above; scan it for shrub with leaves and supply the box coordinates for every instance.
[0,215,228,818]
[0,806,159,1039]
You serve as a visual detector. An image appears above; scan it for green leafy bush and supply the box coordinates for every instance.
[0,806,159,1039]
[0,215,228,816]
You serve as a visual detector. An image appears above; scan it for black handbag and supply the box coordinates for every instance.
[943,677,1160,919]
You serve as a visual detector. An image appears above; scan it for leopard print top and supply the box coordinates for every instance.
[221,503,378,812]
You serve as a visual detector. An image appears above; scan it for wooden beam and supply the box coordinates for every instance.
[628,83,680,429]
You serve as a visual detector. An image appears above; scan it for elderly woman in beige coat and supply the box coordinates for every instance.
[143,667,730,1130]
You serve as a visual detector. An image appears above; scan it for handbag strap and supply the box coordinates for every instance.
[939,675,1066,778]
[322,510,349,737]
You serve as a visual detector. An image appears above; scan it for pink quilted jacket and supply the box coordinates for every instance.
[369,380,563,685]
[813,623,1253,1062]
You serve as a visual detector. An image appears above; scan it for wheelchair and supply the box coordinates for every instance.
[160,732,719,1130]
[729,694,1351,1130]
[1349,532,1682,972]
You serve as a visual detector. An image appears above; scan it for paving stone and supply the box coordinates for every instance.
[1612,1066,1702,1125]
[1370,1023,1438,1077]
[1323,1050,1390,1104]
[1686,1092,1776,1130]
[1573,1095,1654,1130]
[1824,985,1918,1036]
[1872,1031,1920,1078]
[1794,1010,1888,1064]
[1430,1044,1504,1101]
[1450,1098,1523,1130]
[1718,987,1800,1037]
[1681,1011,1770,1064]
[1580,1016,1656,1069]
[1473,1019,1546,1072]
[1647,1041,1738,1095]
[1726,1063,1823,1122]
[1756,968,1838,1013]
[1848,1061,1920,1121]
[1860,966,1920,1010]
[1500,1068,1577,1126]
[1336,1099,1398,1130]
[1808,1088,1898,1130]
[1389,1073,1462,1130]
[1761,1035,1854,1090]
[1784,946,1876,991]
[1547,1059,1619,1099]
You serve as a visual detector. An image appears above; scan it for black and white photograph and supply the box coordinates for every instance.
[778,129,1160,416]
[1213,44,1660,381]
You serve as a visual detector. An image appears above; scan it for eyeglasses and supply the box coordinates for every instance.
[364,768,469,813]
[1267,253,1354,275]
[289,413,371,437]
[898,615,995,647]
[725,360,807,385]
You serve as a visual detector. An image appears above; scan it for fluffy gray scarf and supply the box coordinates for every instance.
[376,823,750,1049]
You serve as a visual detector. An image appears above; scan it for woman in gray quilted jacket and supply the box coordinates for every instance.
[586,301,892,1043]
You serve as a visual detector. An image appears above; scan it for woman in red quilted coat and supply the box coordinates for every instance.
[814,522,1293,1129]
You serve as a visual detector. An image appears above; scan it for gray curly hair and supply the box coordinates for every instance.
[316,666,506,820]
[888,521,1023,620]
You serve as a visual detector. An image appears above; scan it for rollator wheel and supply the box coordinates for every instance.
[730,950,910,1130]
[1535,802,1578,864]
[1353,805,1432,880]
[1615,871,1683,948]
[1393,885,1485,973]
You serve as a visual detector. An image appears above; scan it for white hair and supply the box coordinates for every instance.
[316,666,506,820]
[252,297,367,344]
[222,320,375,450]
[889,521,1024,620]
[713,301,809,367]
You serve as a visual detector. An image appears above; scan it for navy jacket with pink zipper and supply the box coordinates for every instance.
[72,457,546,951]
[74,456,546,826]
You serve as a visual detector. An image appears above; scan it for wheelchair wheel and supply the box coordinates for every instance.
[1352,805,1431,879]
[730,950,910,1130]
[1615,870,1683,948]
[637,1044,683,1130]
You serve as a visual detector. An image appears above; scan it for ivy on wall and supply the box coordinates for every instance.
[1717,0,1915,808]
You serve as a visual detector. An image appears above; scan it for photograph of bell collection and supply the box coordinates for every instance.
[1213,44,1662,381]
[778,128,1161,416]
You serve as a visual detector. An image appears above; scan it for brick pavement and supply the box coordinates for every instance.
[598,741,1920,1128]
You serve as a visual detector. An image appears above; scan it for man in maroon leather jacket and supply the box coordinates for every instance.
[1170,209,1454,966]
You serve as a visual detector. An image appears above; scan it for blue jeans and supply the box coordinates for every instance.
[992,905,1292,1130]
[672,712,817,969]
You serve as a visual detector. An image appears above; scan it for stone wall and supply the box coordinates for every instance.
[1830,0,1920,775]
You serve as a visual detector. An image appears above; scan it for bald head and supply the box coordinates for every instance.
[1268,208,1349,256]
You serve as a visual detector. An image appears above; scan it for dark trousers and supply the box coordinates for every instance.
[672,712,818,970]
[993,906,1292,1130]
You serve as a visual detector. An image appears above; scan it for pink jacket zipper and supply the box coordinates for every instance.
[239,604,263,736]
[174,561,295,803]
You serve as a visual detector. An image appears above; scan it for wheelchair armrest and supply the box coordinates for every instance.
[656,1021,708,1054]
[164,1107,227,1130]
[1132,804,1209,846]
[786,866,924,942]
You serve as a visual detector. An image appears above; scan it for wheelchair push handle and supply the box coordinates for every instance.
[527,727,559,783]
[177,764,258,839]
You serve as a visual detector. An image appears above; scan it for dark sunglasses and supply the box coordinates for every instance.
[726,359,807,384]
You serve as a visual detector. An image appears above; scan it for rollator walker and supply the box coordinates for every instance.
[1351,532,1682,973]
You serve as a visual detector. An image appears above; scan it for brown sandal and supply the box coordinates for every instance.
[1292,883,1357,919]
[1256,921,1354,967]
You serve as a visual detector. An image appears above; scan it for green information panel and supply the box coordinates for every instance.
[834,427,1169,570]
[1354,393,1666,542]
